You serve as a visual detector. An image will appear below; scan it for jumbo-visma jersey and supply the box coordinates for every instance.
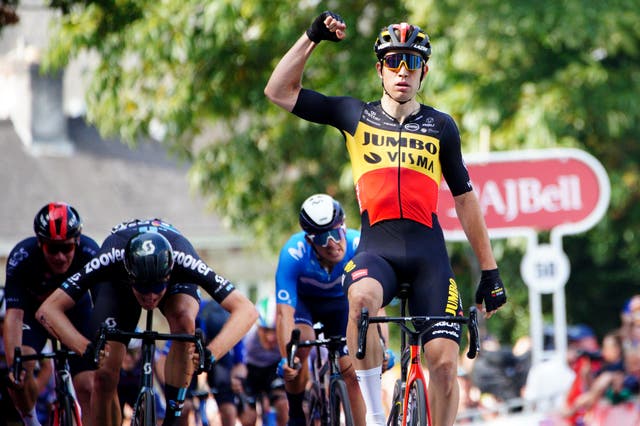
[293,89,472,227]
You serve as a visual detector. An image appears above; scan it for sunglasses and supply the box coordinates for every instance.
[382,53,424,72]
[42,242,76,255]
[132,278,169,295]
[308,225,346,247]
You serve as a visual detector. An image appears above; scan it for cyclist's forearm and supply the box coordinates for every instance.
[3,308,24,366]
[211,292,257,360]
[454,191,497,270]
[276,303,295,357]
[264,34,316,112]
[36,289,89,354]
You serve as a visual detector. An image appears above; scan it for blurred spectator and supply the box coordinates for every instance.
[566,324,600,366]
[470,336,530,404]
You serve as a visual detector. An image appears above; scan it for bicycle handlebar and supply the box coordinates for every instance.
[467,306,479,359]
[93,324,207,374]
[356,308,370,360]
[356,306,480,360]
[286,329,301,369]
[12,346,75,385]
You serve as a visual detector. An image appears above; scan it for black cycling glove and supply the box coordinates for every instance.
[82,341,99,369]
[475,268,507,312]
[306,11,344,43]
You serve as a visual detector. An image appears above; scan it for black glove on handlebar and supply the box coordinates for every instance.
[82,342,99,370]
[306,11,344,43]
[475,268,507,312]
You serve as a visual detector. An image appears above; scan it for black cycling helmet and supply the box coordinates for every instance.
[299,194,345,234]
[124,232,174,293]
[374,22,431,61]
[34,202,83,241]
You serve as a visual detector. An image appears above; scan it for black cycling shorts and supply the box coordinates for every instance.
[243,362,284,408]
[294,294,349,343]
[342,212,463,344]
[206,352,235,405]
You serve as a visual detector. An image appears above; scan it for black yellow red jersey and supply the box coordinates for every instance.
[293,89,472,227]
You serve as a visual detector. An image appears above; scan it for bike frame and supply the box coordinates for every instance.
[93,308,207,426]
[356,286,479,426]
[13,339,83,426]
[287,323,354,426]
[403,330,431,425]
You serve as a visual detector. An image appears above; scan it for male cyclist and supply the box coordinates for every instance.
[194,298,245,426]
[236,296,287,426]
[265,13,507,426]
[3,202,98,426]
[36,219,257,426]
[275,194,365,426]
[1,287,23,426]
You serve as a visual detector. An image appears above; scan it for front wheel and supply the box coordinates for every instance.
[405,378,428,426]
[329,378,354,426]
[386,379,403,426]
[131,390,156,426]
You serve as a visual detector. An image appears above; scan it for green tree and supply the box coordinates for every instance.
[41,0,412,246]
[35,0,640,341]
[412,0,640,338]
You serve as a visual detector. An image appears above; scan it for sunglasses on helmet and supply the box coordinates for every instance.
[382,52,424,72]
[42,241,76,255]
[307,225,346,247]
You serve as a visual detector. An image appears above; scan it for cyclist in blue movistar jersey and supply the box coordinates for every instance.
[275,194,365,426]
[4,202,98,426]
[265,12,507,426]
[36,219,257,426]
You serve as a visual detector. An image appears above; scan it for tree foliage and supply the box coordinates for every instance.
[36,0,640,341]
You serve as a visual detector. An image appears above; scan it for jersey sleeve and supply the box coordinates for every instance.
[4,240,32,310]
[61,234,125,302]
[274,236,303,308]
[292,89,364,135]
[439,115,473,196]
[169,236,235,304]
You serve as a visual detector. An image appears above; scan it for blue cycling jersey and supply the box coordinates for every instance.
[275,229,360,307]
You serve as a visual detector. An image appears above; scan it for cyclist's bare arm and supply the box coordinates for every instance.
[264,15,346,111]
[211,291,258,361]
[3,307,25,366]
[264,34,316,112]
[36,289,89,355]
[454,191,503,317]
[454,191,497,272]
[276,303,296,357]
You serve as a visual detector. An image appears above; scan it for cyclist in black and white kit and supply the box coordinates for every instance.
[36,218,258,426]
[265,12,507,426]
[3,202,98,426]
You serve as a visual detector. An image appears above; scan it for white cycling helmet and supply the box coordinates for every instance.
[299,194,345,234]
[256,296,277,329]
